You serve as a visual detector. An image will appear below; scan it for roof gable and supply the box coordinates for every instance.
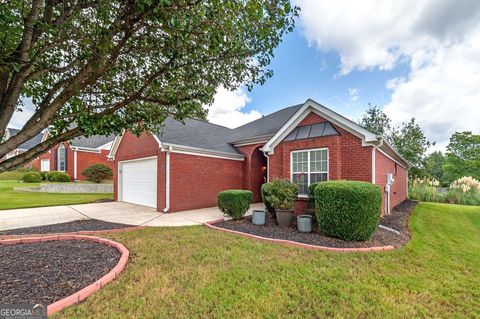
[262,99,378,154]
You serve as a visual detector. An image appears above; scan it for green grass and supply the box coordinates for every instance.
[0,170,26,180]
[57,203,480,318]
[0,180,113,210]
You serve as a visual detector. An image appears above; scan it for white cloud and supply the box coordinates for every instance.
[205,87,261,128]
[348,88,359,101]
[295,0,480,148]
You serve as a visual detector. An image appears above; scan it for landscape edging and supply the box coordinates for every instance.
[0,225,146,239]
[204,219,395,252]
[0,234,129,316]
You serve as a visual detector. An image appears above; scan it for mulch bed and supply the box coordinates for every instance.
[0,219,134,236]
[214,200,418,248]
[0,240,120,305]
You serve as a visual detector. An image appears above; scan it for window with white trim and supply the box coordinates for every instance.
[291,148,328,195]
[58,144,66,171]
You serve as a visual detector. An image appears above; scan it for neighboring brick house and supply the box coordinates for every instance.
[1,128,44,161]
[109,99,409,215]
[29,132,115,181]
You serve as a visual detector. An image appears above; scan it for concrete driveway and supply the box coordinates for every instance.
[0,202,265,231]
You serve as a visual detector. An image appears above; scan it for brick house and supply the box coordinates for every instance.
[1,128,44,161]
[109,99,409,215]
[29,131,115,181]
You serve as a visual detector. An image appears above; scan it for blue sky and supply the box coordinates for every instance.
[207,0,480,151]
[244,28,410,120]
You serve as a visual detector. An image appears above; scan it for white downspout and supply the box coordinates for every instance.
[371,138,384,184]
[73,149,78,180]
[163,145,172,213]
[262,151,270,182]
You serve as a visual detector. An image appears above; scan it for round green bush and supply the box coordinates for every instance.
[82,163,113,183]
[261,183,276,216]
[217,190,253,220]
[46,171,70,182]
[22,171,42,183]
[261,179,298,210]
[315,180,382,241]
[40,171,48,181]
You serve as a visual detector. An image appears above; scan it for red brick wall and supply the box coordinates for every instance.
[113,131,244,212]
[375,150,408,215]
[268,112,373,214]
[169,153,244,212]
[236,143,267,203]
[29,143,113,181]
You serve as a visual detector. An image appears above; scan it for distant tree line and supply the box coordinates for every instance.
[359,104,480,185]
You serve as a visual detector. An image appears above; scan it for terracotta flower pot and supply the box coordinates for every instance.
[276,209,294,227]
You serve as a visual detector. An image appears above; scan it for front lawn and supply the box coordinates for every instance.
[0,180,113,210]
[58,203,480,318]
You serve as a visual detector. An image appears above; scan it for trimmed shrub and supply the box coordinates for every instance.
[40,171,48,181]
[82,163,113,183]
[261,184,276,216]
[315,180,382,241]
[217,190,253,220]
[307,182,320,211]
[22,171,42,183]
[46,171,70,182]
[261,179,299,210]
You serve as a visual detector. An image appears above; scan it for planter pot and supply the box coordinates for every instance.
[252,210,266,225]
[276,209,294,227]
[297,215,313,233]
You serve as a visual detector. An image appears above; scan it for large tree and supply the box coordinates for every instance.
[390,118,431,178]
[0,0,298,171]
[424,151,446,185]
[444,131,480,183]
[359,103,392,138]
[359,105,431,178]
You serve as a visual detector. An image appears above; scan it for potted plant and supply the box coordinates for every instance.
[262,179,299,227]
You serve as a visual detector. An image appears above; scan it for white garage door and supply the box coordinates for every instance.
[120,157,157,208]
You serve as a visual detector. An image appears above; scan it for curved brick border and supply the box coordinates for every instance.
[204,219,395,252]
[0,225,146,240]
[0,235,129,316]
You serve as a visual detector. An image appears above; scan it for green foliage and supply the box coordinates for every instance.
[262,179,299,210]
[45,171,70,182]
[409,176,480,206]
[315,181,382,241]
[424,151,447,186]
[409,183,442,203]
[359,104,392,136]
[82,163,113,183]
[217,190,253,220]
[390,118,431,178]
[22,171,42,183]
[307,182,320,211]
[40,171,48,181]
[444,132,480,184]
[261,184,276,216]
[0,0,299,171]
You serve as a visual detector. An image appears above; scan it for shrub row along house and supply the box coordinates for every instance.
[1,128,114,181]
[108,99,409,215]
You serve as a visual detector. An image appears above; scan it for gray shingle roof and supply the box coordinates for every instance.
[156,118,241,155]
[7,128,44,150]
[230,104,302,142]
[153,103,304,155]
[70,134,116,149]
